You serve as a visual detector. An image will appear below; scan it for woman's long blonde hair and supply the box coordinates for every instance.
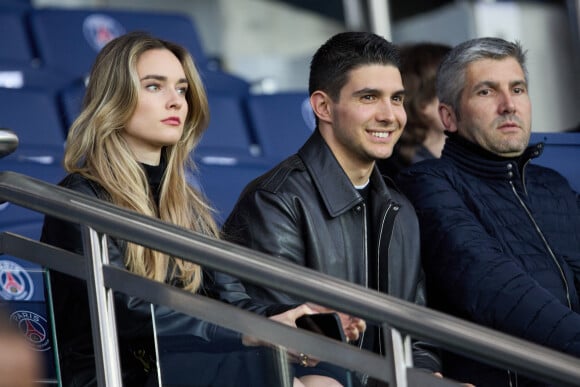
[64,32,217,292]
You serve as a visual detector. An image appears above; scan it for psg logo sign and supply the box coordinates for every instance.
[10,310,51,352]
[83,14,126,52]
[0,260,34,301]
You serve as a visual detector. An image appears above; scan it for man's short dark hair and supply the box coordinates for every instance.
[309,31,401,101]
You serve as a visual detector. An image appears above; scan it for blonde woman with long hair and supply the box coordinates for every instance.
[41,32,353,387]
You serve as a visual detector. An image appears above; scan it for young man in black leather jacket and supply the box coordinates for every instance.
[224,31,441,386]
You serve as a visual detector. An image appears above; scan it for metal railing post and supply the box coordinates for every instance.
[382,323,412,387]
[82,227,123,386]
[272,346,293,387]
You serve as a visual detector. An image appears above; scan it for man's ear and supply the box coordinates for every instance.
[439,103,458,133]
[311,91,332,125]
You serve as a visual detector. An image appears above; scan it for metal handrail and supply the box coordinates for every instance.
[0,128,18,159]
[1,171,580,386]
[1,233,397,385]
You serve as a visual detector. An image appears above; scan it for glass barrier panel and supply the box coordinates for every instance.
[151,300,370,387]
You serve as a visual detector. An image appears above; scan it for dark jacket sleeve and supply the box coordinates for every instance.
[397,166,580,357]
[225,181,442,372]
[223,188,308,305]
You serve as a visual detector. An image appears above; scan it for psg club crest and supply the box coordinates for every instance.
[0,260,34,301]
[83,14,126,52]
[10,310,51,352]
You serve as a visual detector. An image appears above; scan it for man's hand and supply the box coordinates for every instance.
[306,303,366,342]
[242,304,315,347]
[242,304,321,367]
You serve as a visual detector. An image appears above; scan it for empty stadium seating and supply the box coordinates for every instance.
[0,10,71,90]
[193,92,319,221]
[245,92,312,164]
[199,92,257,161]
[192,92,271,222]
[0,11,34,65]
[29,8,207,77]
[198,68,251,97]
[0,0,32,12]
[58,80,85,129]
[27,7,250,95]
[0,88,65,150]
[0,87,66,256]
[530,132,580,192]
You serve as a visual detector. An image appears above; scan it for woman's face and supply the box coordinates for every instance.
[123,48,189,165]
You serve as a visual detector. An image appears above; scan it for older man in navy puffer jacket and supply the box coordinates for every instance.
[397,37,580,387]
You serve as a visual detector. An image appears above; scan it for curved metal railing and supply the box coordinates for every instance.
[1,171,579,386]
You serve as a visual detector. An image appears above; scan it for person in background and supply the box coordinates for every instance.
[377,42,451,178]
[223,31,441,387]
[397,37,580,386]
[40,31,361,387]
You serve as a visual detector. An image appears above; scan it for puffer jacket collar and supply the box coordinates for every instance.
[443,133,545,181]
[297,129,393,217]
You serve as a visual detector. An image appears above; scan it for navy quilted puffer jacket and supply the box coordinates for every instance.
[397,134,580,386]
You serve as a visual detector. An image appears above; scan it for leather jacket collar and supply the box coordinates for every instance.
[297,130,393,217]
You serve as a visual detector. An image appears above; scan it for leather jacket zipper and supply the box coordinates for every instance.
[359,201,368,350]
[376,202,393,291]
[374,201,399,355]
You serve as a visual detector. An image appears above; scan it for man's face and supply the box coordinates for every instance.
[451,57,532,157]
[324,64,407,170]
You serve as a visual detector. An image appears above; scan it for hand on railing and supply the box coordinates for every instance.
[240,304,314,347]
[433,371,476,387]
[241,303,321,367]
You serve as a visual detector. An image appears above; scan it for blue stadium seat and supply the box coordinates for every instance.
[195,162,271,225]
[0,88,66,227]
[199,69,250,97]
[0,11,34,65]
[29,8,207,77]
[0,0,32,12]
[0,88,65,149]
[0,10,72,91]
[245,92,312,164]
[197,93,258,162]
[0,159,64,229]
[58,80,85,129]
[194,92,271,223]
[28,7,250,95]
[0,63,73,91]
[530,132,580,192]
